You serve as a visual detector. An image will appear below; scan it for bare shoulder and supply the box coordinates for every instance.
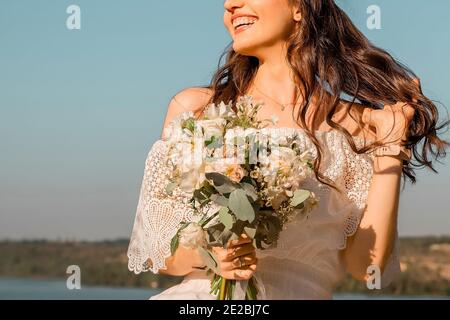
[163,87,214,128]
[334,100,378,142]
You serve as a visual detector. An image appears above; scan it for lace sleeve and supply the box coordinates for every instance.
[339,142,375,247]
[341,141,401,286]
[127,140,195,274]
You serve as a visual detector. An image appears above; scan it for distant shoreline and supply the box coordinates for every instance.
[1,277,448,300]
[1,236,450,297]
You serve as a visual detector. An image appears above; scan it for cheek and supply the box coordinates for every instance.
[262,16,292,36]
[254,1,295,38]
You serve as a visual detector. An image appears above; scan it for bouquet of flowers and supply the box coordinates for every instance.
[164,96,318,300]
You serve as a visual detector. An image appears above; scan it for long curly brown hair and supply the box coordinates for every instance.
[201,0,449,187]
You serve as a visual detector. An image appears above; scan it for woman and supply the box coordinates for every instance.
[127,0,448,299]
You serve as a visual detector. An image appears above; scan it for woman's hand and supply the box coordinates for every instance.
[361,78,419,144]
[211,234,258,280]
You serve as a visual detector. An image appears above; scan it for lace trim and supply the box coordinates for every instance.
[127,140,195,274]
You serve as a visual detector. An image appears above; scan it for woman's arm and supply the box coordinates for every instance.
[343,98,416,282]
[343,155,402,281]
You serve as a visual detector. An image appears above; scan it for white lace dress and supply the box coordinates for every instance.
[127,127,400,300]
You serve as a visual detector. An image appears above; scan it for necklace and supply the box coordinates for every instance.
[253,86,301,111]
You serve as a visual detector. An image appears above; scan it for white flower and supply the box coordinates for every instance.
[198,119,225,142]
[163,111,194,143]
[266,147,297,175]
[205,159,227,174]
[179,166,206,193]
[179,223,206,249]
[224,126,244,140]
[204,101,233,119]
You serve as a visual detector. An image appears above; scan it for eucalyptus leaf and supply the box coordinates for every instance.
[206,172,239,194]
[215,183,238,195]
[229,189,255,222]
[244,226,257,239]
[170,234,179,256]
[198,247,219,273]
[207,223,225,243]
[229,232,241,242]
[210,194,229,207]
[290,189,311,207]
[205,172,233,186]
[241,183,258,201]
[219,207,234,230]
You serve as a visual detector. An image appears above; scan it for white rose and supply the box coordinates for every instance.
[199,119,225,142]
[179,166,206,194]
[179,223,206,249]
[204,101,233,119]
[205,159,228,175]
[268,147,296,173]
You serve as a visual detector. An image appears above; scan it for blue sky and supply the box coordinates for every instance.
[0,0,449,240]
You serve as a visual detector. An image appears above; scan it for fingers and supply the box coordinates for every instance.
[227,233,251,247]
[224,243,255,261]
[230,254,257,269]
[212,233,259,280]
[233,263,257,280]
[222,263,257,280]
[220,254,257,272]
[214,243,255,262]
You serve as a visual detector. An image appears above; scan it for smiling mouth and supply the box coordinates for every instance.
[232,16,258,34]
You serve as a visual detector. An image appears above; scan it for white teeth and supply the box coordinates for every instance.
[232,16,257,29]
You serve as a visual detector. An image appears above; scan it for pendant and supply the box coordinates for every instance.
[281,104,286,111]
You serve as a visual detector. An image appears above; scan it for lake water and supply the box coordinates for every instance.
[0,278,447,300]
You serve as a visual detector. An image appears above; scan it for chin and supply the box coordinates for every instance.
[232,39,261,57]
[233,45,254,56]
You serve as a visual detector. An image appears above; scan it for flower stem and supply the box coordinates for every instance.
[245,277,257,300]
[219,277,227,300]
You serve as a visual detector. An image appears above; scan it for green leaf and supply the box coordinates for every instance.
[215,183,238,195]
[205,136,223,149]
[219,207,234,230]
[290,189,311,207]
[193,184,215,205]
[206,172,239,194]
[210,194,229,207]
[207,223,225,244]
[170,234,179,256]
[182,118,196,133]
[198,247,219,273]
[240,182,258,201]
[199,211,220,228]
[206,172,232,186]
[229,189,255,222]
[244,226,257,239]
